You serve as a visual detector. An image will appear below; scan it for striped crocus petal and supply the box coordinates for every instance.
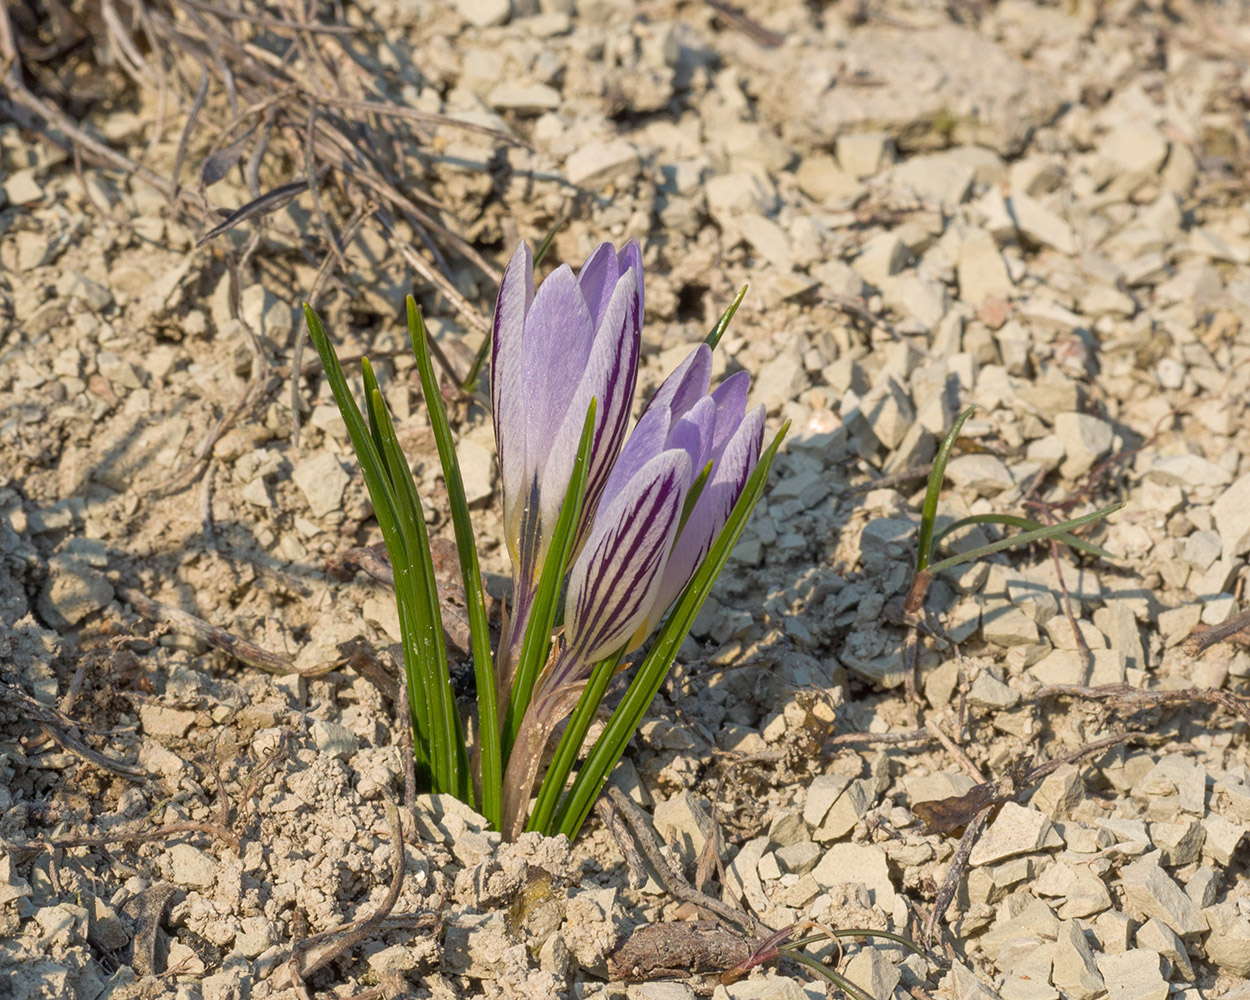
[560,450,692,673]
[650,400,766,622]
[546,269,641,558]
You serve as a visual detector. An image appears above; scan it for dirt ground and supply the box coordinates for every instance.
[3,0,1250,998]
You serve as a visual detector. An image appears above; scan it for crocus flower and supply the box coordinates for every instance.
[558,343,765,673]
[490,239,645,690]
[500,343,765,837]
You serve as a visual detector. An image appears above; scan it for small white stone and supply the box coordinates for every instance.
[1009,193,1076,254]
[1094,949,1168,1000]
[565,139,640,188]
[452,0,510,28]
[970,802,1064,866]
[292,452,349,517]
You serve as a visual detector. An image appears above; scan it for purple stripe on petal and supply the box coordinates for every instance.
[536,269,641,550]
[565,452,690,664]
[650,403,766,622]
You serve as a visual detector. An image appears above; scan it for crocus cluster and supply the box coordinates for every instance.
[491,239,765,837]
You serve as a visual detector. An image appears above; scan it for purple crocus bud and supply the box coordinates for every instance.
[490,239,644,686]
[559,343,766,671]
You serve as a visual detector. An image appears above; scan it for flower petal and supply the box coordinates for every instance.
[539,269,641,548]
[651,403,766,619]
[491,242,534,550]
[577,242,620,329]
[639,343,713,426]
[564,450,691,665]
[618,240,645,324]
[520,264,596,473]
[595,398,669,518]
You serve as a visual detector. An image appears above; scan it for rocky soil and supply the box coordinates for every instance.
[3,0,1250,998]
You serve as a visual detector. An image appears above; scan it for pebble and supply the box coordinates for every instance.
[452,0,509,28]
[809,843,898,912]
[1053,412,1113,479]
[1009,193,1076,254]
[310,720,359,761]
[970,802,1064,865]
[854,232,911,287]
[1145,453,1231,489]
[1213,472,1250,559]
[837,132,895,179]
[653,790,713,869]
[737,213,792,268]
[292,452,349,517]
[1095,949,1168,1000]
[488,82,561,112]
[841,947,900,1000]
[944,453,1014,495]
[37,554,114,628]
[168,844,218,888]
[958,228,1014,305]
[1134,918,1193,980]
[138,704,198,739]
[1204,902,1250,976]
[565,139,640,188]
[717,975,808,1000]
[1118,857,1207,936]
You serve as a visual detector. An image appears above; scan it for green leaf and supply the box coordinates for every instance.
[553,422,789,839]
[504,399,598,756]
[704,285,748,350]
[916,405,977,573]
[367,387,466,796]
[926,503,1124,576]
[931,513,1114,561]
[407,298,498,821]
[303,304,436,782]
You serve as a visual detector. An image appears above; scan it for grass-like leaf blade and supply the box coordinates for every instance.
[916,405,977,572]
[367,388,466,796]
[704,285,748,350]
[926,503,1124,576]
[303,304,436,779]
[932,513,1114,561]
[407,298,499,822]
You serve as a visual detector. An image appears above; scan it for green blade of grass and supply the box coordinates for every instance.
[553,422,789,840]
[926,503,1124,576]
[916,404,977,572]
[360,358,388,468]
[504,399,598,756]
[367,387,465,796]
[407,298,498,820]
[526,647,625,836]
[932,513,1114,561]
[303,305,435,781]
[704,285,748,350]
